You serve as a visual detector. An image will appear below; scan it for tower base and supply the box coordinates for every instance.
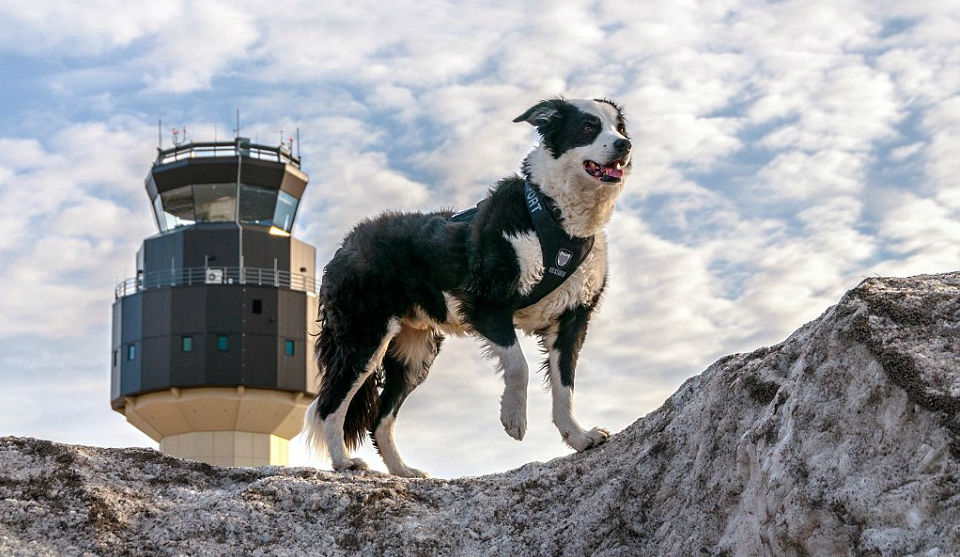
[160,431,290,466]
[118,386,309,467]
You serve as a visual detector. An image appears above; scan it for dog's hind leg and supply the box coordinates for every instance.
[542,306,609,452]
[372,325,442,478]
[317,318,401,472]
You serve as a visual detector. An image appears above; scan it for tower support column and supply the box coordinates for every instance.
[160,431,290,467]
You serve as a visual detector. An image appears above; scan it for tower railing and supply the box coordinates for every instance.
[155,140,301,168]
[115,266,318,299]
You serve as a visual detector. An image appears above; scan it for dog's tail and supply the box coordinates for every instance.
[300,396,327,461]
[301,375,380,458]
[344,373,379,451]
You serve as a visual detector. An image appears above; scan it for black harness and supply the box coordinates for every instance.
[450,181,595,309]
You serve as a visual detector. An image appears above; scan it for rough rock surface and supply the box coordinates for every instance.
[2,273,959,557]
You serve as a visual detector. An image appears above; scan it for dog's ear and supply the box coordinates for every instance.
[513,99,565,127]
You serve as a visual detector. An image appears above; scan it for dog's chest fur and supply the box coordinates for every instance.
[509,231,607,332]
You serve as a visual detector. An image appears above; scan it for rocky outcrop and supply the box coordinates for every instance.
[2,273,958,557]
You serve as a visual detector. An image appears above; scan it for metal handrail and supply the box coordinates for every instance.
[155,141,300,168]
[115,266,318,299]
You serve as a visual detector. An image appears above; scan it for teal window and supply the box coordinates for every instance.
[127,344,136,361]
[181,336,193,352]
[285,340,295,356]
[217,335,229,351]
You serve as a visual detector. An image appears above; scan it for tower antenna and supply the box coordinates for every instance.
[158,119,162,150]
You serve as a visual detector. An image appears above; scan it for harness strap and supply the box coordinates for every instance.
[449,204,482,223]
[515,181,594,309]
[448,182,595,310]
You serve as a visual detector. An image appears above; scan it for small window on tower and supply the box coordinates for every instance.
[127,344,136,361]
[113,350,118,367]
[285,340,295,356]
[252,299,262,314]
[181,336,193,352]
[217,335,229,351]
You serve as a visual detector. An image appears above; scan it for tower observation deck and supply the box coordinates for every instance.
[110,137,319,466]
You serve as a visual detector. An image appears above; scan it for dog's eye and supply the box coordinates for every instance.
[582,123,597,134]
[617,123,627,135]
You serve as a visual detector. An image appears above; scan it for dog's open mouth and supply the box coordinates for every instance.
[583,160,625,183]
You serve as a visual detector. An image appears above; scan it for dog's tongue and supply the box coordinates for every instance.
[604,165,623,179]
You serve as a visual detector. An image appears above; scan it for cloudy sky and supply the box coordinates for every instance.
[0,0,957,478]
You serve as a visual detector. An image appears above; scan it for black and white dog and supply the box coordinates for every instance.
[302,98,632,477]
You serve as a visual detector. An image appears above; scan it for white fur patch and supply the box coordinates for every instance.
[389,326,434,372]
[441,292,470,335]
[401,294,469,336]
[503,231,544,295]
[374,413,428,478]
[488,342,529,441]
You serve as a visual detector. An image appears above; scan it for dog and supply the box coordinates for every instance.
[301,97,632,477]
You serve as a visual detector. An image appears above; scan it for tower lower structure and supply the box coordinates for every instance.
[111,138,319,466]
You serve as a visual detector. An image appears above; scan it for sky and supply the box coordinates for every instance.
[0,0,958,479]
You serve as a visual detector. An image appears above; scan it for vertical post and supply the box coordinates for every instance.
[236,134,244,284]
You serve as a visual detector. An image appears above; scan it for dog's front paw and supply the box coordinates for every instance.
[565,427,610,452]
[332,457,369,472]
[500,397,527,441]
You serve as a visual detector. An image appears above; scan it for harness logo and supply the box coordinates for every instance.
[526,189,543,213]
[556,249,572,268]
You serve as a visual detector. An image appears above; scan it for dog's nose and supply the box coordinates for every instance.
[614,138,632,155]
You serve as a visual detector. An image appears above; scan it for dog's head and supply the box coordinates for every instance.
[515,97,632,235]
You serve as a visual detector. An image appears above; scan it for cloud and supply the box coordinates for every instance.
[0,1,175,56]
[1,0,959,478]
[0,119,156,338]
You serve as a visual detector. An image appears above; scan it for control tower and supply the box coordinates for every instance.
[111,135,319,466]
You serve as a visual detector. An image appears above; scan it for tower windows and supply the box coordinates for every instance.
[252,299,263,314]
[127,344,136,361]
[181,336,193,352]
[217,335,229,351]
[285,340,295,356]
